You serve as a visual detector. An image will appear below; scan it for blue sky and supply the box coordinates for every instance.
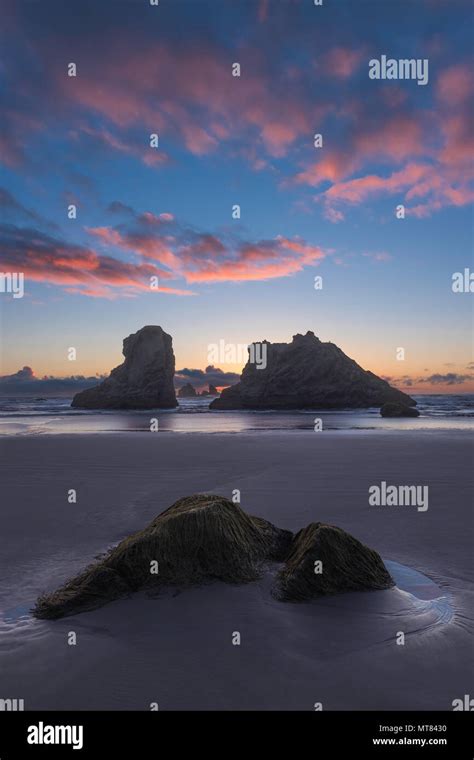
[1,0,473,393]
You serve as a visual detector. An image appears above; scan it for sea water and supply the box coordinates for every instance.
[0,394,472,435]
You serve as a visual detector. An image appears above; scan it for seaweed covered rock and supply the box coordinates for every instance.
[380,402,420,418]
[275,522,393,601]
[34,495,293,619]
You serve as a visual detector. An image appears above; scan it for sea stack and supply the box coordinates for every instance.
[178,383,197,398]
[71,326,177,409]
[199,384,219,397]
[210,331,416,410]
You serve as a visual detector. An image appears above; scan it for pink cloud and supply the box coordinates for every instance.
[323,163,429,204]
[292,58,473,219]
[437,64,473,106]
[51,41,320,160]
[85,217,327,285]
[0,225,196,298]
[182,236,326,283]
[325,47,364,79]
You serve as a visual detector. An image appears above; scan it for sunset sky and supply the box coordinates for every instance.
[1,0,473,394]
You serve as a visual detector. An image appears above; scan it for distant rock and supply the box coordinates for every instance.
[380,402,420,418]
[71,326,177,409]
[275,522,394,601]
[199,384,219,397]
[33,494,293,619]
[178,382,197,398]
[210,331,416,410]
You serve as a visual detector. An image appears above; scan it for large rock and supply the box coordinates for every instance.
[71,326,177,409]
[275,522,394,601]
[210,331,416,410]
[380,402,420,418]
[33,495,293,619]
[178,382,197,398]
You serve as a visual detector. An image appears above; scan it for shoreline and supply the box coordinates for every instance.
[1,430,472,709]
[1,425,473,438]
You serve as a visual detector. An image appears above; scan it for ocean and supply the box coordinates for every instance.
[0,394,473,435]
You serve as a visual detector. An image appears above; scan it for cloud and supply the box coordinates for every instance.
[0,363,239,397]
[0,223,196,298]
[421,373,473,386]
[1,189,328,297]
[175,365,240,390]
[107,201,135,216]
[0,187,56,228]
[183,237,326,283]
[86,210,328,284]
[3,5,338,174]
[2,1,472,227]
[323,206,344,223]
[387,371,474,390]
[324,47,365,79]
[0,366,104,397]
[71,124,169,169]
[437,64,473,106]
[294,61,474,219]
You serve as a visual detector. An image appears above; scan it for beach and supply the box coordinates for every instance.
[1,429,472,710]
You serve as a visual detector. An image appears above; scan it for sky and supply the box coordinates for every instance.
[0,0,473,394]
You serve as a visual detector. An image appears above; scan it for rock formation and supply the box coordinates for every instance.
[178,382,197,398]
[380,402,420,418]
[275,522,393,601]
[71,326,177,409]
[33,495,293,619]
[210,331,416,410]
[199,384,219,397]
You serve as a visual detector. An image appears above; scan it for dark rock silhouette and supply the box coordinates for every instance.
[210,331,416,410]
[33,495,293,619]
[199,384,219,396]
[380,402,420,418]
[275,522,393,601]
[178,382,197,398]
[71,326,177,409]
